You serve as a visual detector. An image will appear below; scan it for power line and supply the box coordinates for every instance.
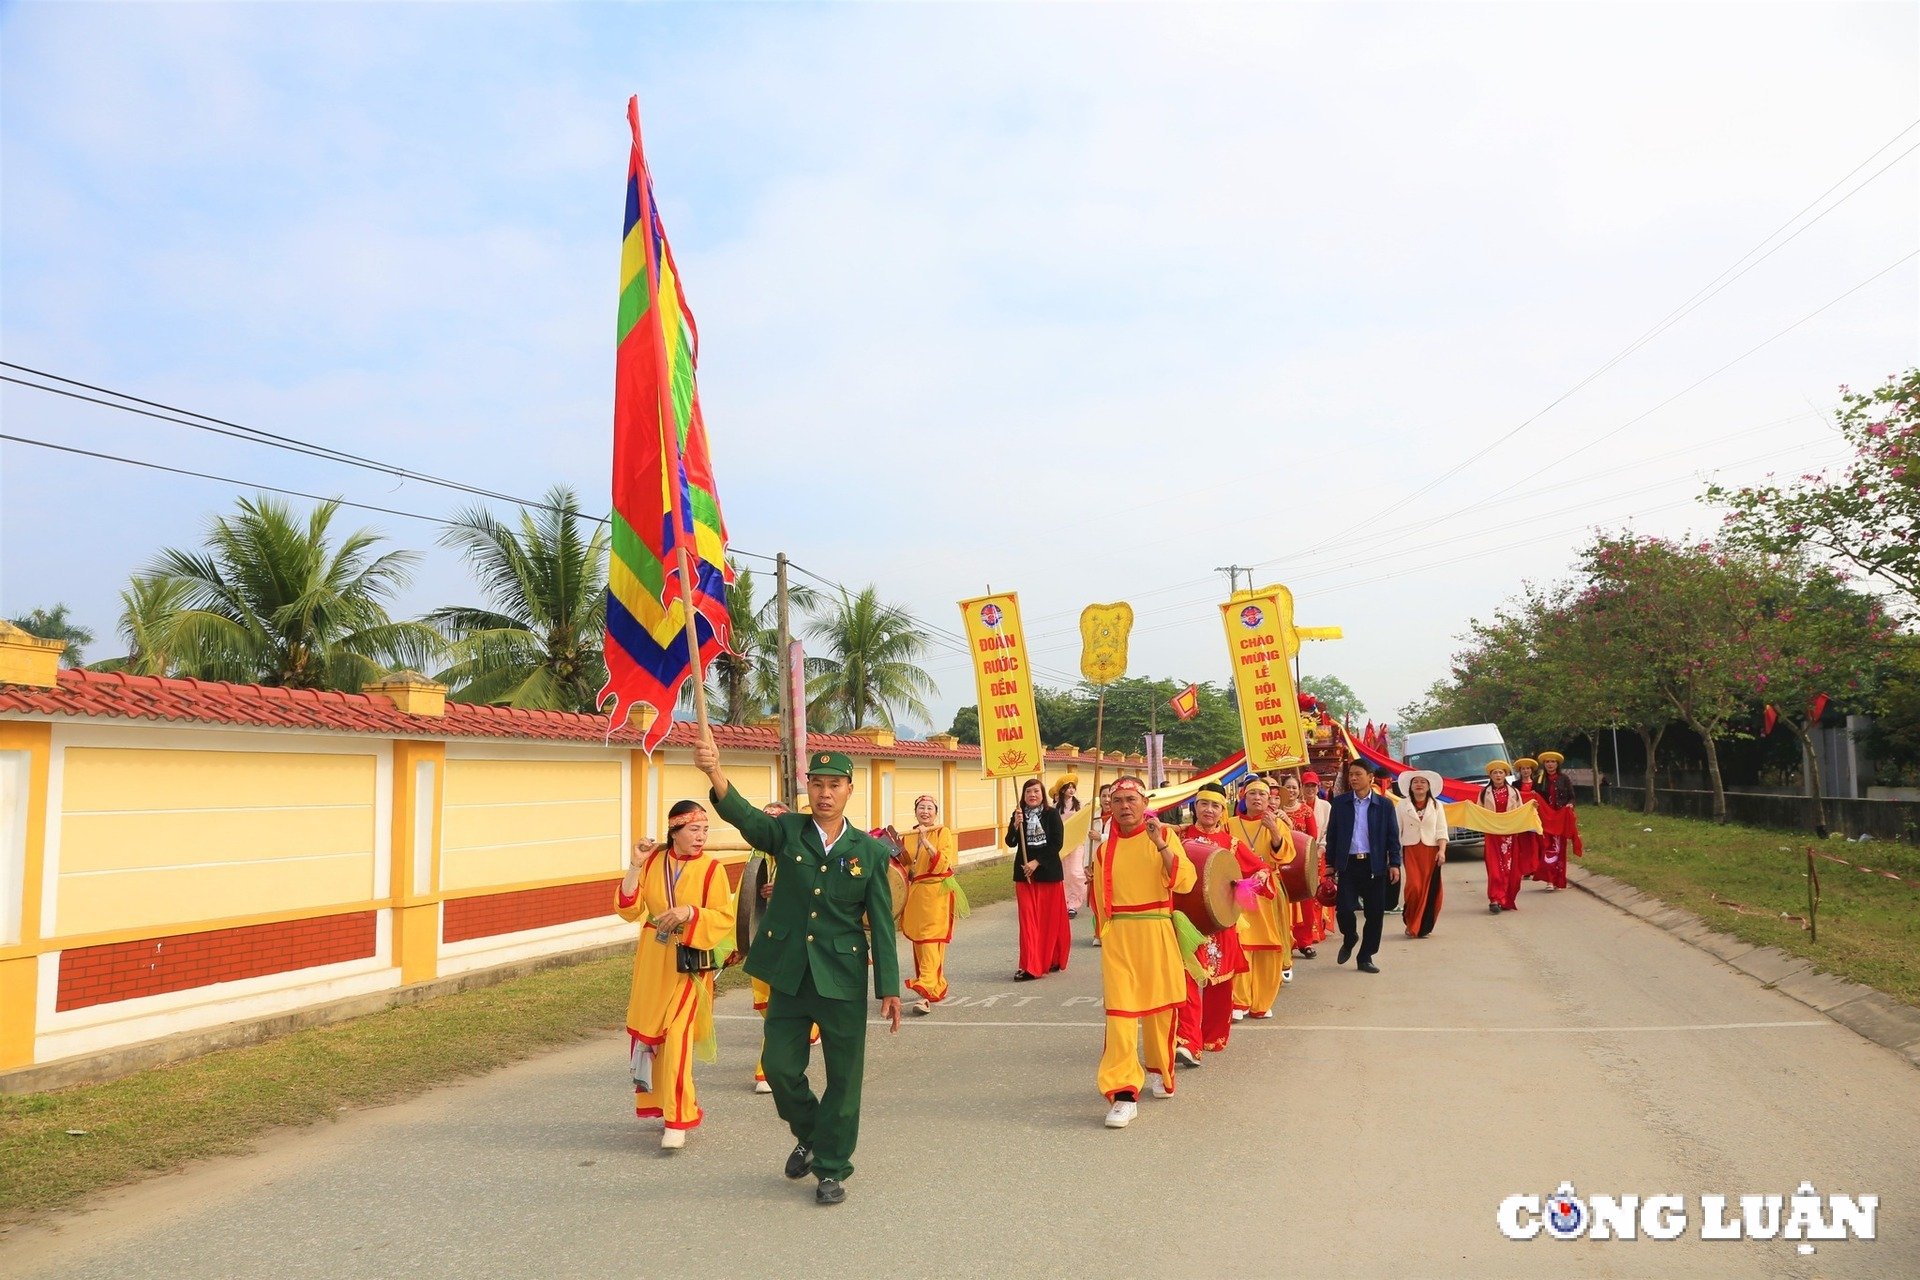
[1020,433,1849,651]
[1289,118,1920,562]
[1,433,456,526]
[0,367,575,517]
[1298,246,1919,563]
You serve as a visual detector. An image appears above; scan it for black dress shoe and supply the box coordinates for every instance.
[816,1177,847,1205]
[784,1144,813,1180]
[1337,939,1355,964]
[1358,960,1380,974]
[1488,903,1502,914]
[1297,946,1317,959]
[1014,970,1036,982]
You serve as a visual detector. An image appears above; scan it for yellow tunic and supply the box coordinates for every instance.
[1228,815,1294,952]
[1092,824,1196,1016]
[618,851,737,1034]
[901,826,959,943]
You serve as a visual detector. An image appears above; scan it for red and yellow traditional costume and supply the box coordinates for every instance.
[1182,822,1270,1048]
[1513,760,1543,880]
[1282,794,1325,946]
[617,846,736,1130]
[901,823,959,1004]
[1092,805,1196,1100]
[1479,765,1526,912]
[1225,810,1291,1019]
[1533,754,1582,888]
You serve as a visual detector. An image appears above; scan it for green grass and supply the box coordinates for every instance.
[1581,805,1920,1008]
[0,854,1012,1228]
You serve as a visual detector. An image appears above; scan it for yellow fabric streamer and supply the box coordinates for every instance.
[691,974,718,1064]
[1442,799,1544,836]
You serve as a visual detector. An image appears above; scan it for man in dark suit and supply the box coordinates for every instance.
[1323,758,1402,973]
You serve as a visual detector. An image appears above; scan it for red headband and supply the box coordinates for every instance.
[914,794,938,808]
[667,806,708,831]
[1109,778,1146,797]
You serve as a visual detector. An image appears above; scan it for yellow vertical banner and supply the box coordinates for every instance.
[1222,586,1310,770]
[958,592,1043,779]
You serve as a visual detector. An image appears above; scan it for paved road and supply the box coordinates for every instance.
[6,864,1918,1279]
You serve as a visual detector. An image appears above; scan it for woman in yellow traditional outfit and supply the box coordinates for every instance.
[617,799,737,1149]
[902,794,962,1014]
[1228,778,1293,1020]
[1093,777,1196,1129]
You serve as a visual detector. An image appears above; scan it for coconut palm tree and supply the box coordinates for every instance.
[427,486,609,712]
[5,604,94,666]
[89,575,195,676]
[804,585,937,731]
[702,560,823,724]
[151,495,440,689]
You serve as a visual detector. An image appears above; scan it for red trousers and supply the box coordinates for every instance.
[1015,880,1071,976]
[1485,837,1520,909]
[1179,976,1236,1053]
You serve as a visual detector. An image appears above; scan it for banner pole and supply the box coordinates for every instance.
[673,541,712,736]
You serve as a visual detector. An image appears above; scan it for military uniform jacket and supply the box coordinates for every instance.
[714,784,902,1002]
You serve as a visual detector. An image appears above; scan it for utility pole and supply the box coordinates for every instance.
[1215,564,1251,598]
[776,552,797,806]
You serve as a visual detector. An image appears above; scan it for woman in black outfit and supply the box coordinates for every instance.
[1004,777,1068,979]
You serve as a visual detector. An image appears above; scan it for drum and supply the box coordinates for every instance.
[734,853,771,959]
[1277,827,1312,903]
[887,861,909,933]
[1172,838,1243,935]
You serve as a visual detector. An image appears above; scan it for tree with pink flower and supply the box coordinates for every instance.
[1709,368,1920,618]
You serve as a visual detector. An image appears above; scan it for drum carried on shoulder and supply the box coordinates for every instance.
[734,853,771,962]
[1277,827,1313,903]
[869,825,910,933]
[1173,838,1244,935]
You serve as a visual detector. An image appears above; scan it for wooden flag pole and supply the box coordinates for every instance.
[673,542,712,737]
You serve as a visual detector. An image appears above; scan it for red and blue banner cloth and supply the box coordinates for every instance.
[1339,725,1485,803]
[601,96,732,750]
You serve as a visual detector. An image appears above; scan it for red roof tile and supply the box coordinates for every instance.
[0,669,1189,766]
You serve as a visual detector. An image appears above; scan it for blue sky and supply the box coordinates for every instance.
[2,1,1916,737]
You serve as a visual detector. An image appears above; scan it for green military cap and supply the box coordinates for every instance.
[806,750,854,778]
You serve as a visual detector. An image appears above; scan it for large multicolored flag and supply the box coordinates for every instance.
[601,96,732,749]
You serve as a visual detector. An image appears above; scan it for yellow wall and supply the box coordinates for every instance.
[440,758,621,892]
[893,764,944,825]
[56,747,378,938]
[953,769,1000,835]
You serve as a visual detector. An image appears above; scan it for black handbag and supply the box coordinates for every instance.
[675,944,719,973]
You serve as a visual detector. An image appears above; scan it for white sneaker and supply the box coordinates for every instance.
[660,1128,686,1150]
[911,999,933,1016]
[1091,936,1102,948]
[1174,1045,1201,1068]
[1231,1009,1247,1022]
[1105,1099,1138,1128]
[1281,968,1294,985]
[1149,1079,1174,1100]
[753,1079,772,1094]
[1250,1010,1274,1020]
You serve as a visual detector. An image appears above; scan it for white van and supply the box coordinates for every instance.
[1403,723,1512,852]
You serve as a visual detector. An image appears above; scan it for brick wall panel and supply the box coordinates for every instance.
[442,877,624,944]
[56,912,378,1012]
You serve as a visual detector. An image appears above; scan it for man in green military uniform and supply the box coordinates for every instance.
[695,733,901,1206]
